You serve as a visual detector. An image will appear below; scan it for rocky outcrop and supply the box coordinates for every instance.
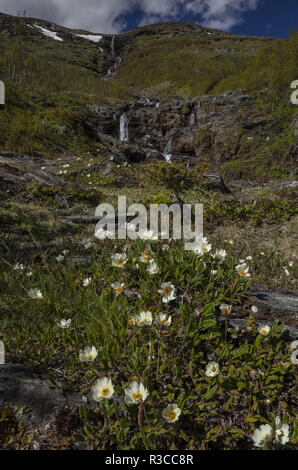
[0,363,85,431]
[0,152,66,192]
[82,91,264,168]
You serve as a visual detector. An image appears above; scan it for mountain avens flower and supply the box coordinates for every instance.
[162,404,181,423]
[124,381,149,405]
[111,253,128,268]
[136,311,153,326]
[158,282,176,303]
[79,346,98,362]
[146,261,159,274]
[274,417,290,445]
[212,249,227,262]
[28,288,43,299]
[111,281,125,295]
[252,424,273,448]
[258,325,270,336]
[157,313,172,326]
[139,247,154,263]
[192,237,212,256]
[219,303,232,316]
[206,362,220,377]
[235,263,251,277]
[91,377,114,402]
[57,319,71,329]
[83,277,92,287]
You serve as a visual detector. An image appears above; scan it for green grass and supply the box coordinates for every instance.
[0,235,297,449]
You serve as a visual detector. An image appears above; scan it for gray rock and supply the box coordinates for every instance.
[270,181,298,191]
[0,363,84,431]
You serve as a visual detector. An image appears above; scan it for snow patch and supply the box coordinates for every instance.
[30,24,63,42]
[75,34,103,43]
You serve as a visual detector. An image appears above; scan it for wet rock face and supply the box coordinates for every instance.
[85,91,259,165]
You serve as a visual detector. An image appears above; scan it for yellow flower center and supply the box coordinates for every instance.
[115,259,125,265]
[238,269,247,275]
[166,410,177,421]
[85,352,94,358]
[101,387,111,397]
[143,254,152,262]
[132,392,143,401]
[115,286,124,293]
[163,288,172,296]
[211,366,217,373]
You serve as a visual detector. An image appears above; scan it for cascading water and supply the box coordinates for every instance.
[111,35,116,56]
[189,109,196,127]
[120,113,129,143]
[163,136,173,163]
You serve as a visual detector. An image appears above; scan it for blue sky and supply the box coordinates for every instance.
[0,0,297,37]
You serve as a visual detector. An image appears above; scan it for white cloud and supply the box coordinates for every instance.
[185,0,260,30]
[0,0,260,33]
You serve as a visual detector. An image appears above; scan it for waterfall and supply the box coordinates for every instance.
[163,136,173,163]
[111,35,116,56]
[120,113,129,143]
[189,109,196,127]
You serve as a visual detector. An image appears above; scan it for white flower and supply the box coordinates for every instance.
[212,249,227,262]
[28,288,43,299]
[111,253,128,268]
[56,255,64,262]
[246,256,253,261]
[252,424,273,448]
[157,313,172,326]
[135,311,153,326]
[83,277,92,287]
[26,271,33,277]
[158,282,176,303]
[258,325,271,336]
[219,303,232,316]
[57,319,71,329]
[290,349,298,365]
[288,261,293,267]
[211,270,218,275]
[139,248,154,263]
[289,340,298,351]
[162,244,169,251]
[91,377,114,401]
[111,281,125,296]
[235,263,251,278]
[79,346,98,362]
[284,268,290,276]
[251,305,258,313]
[146,261,159,274]
[206,361,220,377]
[62,250,69,255]
[275,417,290,445]
[162,404,181,423]
[124,381,149,405]
[191,237,212,256]
[13,263,24,271]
